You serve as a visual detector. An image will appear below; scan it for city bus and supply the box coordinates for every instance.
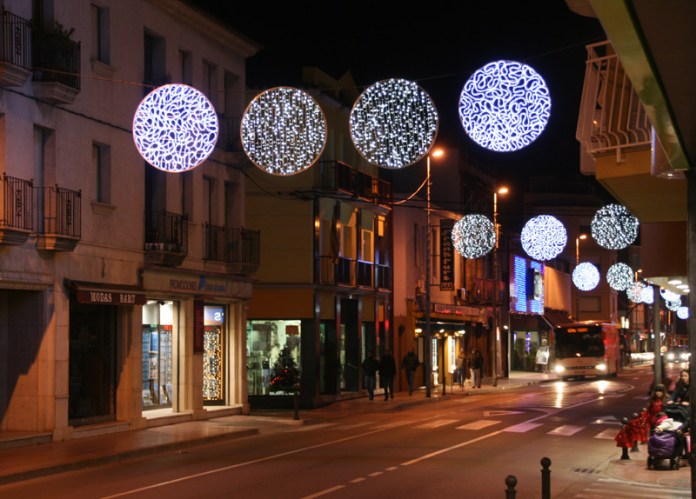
[553,321,621,380]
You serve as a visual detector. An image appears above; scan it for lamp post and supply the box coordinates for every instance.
[575,233,587,320]
[424,148,443,398]
[492,186,508,387]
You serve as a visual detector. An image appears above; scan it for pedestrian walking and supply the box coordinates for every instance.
[362,351,379,400]
[379,350,397,400]
[455,350,465,389]
[401,346,420,395]
[470,349,483,388]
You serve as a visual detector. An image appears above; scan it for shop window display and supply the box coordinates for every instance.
[142,301,175,409]
[203,305,225,402]
[247,320,301,395]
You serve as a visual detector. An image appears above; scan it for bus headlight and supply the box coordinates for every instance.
[554,365,565,373]
[667,353,675,360]
[597,363,607,371]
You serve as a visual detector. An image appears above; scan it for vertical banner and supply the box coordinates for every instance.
[440,219,454,290]
[193,299,204,353]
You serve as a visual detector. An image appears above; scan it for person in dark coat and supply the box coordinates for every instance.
[379,350,397,400]
[401,347,420,395]
[362,351,379,400]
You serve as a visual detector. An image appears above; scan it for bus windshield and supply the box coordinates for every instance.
[555,326,605,359]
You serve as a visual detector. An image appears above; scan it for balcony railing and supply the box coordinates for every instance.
[1,174,32,230]
[317,255,391,290]
[35,184,81,251]
[204,224,260,275]
[577,40,651,155]
[1,10,31,69]
[145,210,187,265]
[318,161,392,205]
[32,27,81,90]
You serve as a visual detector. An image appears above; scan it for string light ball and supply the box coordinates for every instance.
[660,288,680,302]
[677,306,689,319]
[520,215,567,261]
[349,78,439,169]
[640,285,654,304]
[627,282,645,303]
[666,299,682,312]
[241,87,327,175]
[458,60,551,152]
[451,214,496,259]
[590,204,639,250]
[572,262,600,291]
[133,83,218,172]
[606,263,634,291]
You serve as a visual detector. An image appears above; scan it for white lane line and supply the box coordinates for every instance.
[594,429,619,439]
[385,466,398,471]
[503,422,543,433]
[416,419,459,429]
[456,420,500,430]
[401,430,503,466]
[547,425,584,436]
[301,485,346,499]
[338,422,373,430]
[376,420,417,429]
[289,423,337,432]
[368,471,383,477]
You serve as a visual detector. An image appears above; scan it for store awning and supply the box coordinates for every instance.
[65,279,146,305]
[542,310,572,328]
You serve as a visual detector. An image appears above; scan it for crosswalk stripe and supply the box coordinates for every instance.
[456,420,500,430]
[594,429,619,439]
[416,419,459,429]
[337,422,373,430]
[548,425,585,436]
[376,420,417,429]
[289,423,337,432]
[504,422,543,433]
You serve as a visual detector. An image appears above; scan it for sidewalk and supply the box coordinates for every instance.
[0,369,682,491]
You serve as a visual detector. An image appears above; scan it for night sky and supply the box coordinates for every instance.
[187,1,607,200]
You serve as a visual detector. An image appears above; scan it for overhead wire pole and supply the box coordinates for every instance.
[492,187,508,387]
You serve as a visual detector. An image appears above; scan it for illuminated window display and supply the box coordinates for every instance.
[247,320,302,395]
[141,301,175,409]
[203,305,225,402]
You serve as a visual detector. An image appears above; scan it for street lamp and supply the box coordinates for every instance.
[575,233,587,320]
[492,186,508,387]
[424,148,444,398]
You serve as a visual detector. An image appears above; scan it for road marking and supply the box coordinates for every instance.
[503,422,543,433]
[484,410,524,417]
[289,423,337,432]
[591,415,621,425]
[594,429,618,439]
[368,471,382,477]
[548,425,584,436]
[337,422,373,430]
[301,485,346,499]
[376,420,417,429]
[456,420,500,430]
[416,419,459,429]
[350,478,366,483]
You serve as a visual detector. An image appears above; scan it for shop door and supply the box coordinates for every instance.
[69,303,117,425]
[203,305,225,404]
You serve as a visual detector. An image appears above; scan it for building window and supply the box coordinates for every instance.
[202,60,217,108]
[90,4,110,64]
[179,49,192,85]
[93,142,111,204]
[246,320,302,396]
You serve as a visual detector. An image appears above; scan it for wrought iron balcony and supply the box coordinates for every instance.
[0,10,31,87]
[0,174,32,244]
[31,24,80,103]
[204,224,260,276]
[318,161,392,205]
[317,255,390,290]
[35,184,81,251]
[145,210,187,266]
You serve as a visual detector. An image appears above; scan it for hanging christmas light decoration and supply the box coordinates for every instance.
[520,215,567,261]
[640,285,654,304]
[350,78,438,169]
[659,288,681,302]
[458,60,551,152]
[133,83,218,172]
[666,298,682,312]
[627,282,645,303]
[590,204,639,250]
[606,263,634,291]
[677,306,689,319]
[451,214,496,259]
[241,87,327,175]
[572,262,599,291]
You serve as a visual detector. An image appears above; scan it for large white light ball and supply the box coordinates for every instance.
[458,60,551,152]
[133,83,218,172]
[606,263,634,291]
[572,262,600,291]
[640,285,654,304]
[590,204,639,250]
[350,78,438,169]
[451,214,496,259]
[241,87,327,175]
[660,288,681,302]
[521,215,567,261]
[666,298,682,312]
[677,307,689,319]
[627,282,645,303]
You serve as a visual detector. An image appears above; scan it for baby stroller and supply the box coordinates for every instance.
[647,404,690,470]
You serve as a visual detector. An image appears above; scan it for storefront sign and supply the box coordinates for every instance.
[75,290,146,305]
[142,270,253,299]
[439,219,454,290]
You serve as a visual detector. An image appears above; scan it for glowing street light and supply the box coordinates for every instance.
[492,186,509,387]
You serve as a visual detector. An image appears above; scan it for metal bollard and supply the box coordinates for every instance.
[620,417,630,460]
[540,457,551,499]
[631,412,640,452]
[505,475,517,499]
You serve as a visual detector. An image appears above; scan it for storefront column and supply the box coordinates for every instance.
[119,305,147,429]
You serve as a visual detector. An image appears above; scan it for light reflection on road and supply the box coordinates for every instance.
[498,379,632,409]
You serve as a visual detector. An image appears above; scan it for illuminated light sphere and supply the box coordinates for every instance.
[572,262,600,291]
[677,306,689,320]
[590,204,639,250]
[666,298,682,312]
[660,288,681,302]
[606,263,634,291]
[640,285,654,304]
[133,83,219,172]
[520,215,567,261]
[349,78,438,169]
[458,60,551,152]
[627,282,645,303]
[241,87,327,175]
[451,214,496,259]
